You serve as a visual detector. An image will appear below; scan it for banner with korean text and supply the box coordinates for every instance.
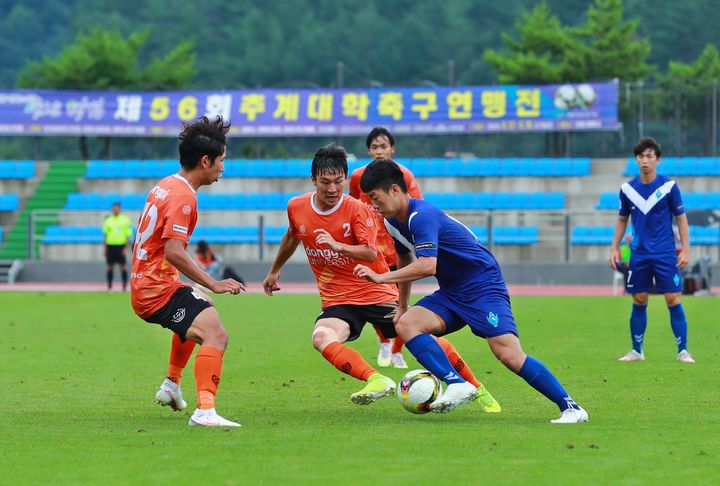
[0,81,618,137]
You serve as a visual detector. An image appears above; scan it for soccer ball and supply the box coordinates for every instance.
[553,84,577,110]
[397,369,443,414]
[575,84,597,109]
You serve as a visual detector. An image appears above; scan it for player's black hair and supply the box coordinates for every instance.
[360,159,407,194]
[365,127,395,149]
[311,143,348,177]
[633,137,662,157]
[178,115,231,170]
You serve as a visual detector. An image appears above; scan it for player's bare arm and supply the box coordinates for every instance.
[263,230,301,295]
[164,238,245,295]
[313,228,377,262]
[394,252,415,324]
[354,255,436,284]
[675,213,690,269]
[609,216,629,270]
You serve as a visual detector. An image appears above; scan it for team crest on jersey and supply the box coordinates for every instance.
[182,205,191,215]
[655,189,662,199]
[300,225,306,234]
[673,274,680,286]
[172,308,186,323]
[486,312,499,327]
[366,217,374,227]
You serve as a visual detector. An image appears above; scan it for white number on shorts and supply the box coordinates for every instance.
[627,270,632,283]
[134,203,159,261]
[343,223,351,237]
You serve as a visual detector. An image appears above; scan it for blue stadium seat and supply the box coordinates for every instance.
[596,193,620,210]
[264,225,289,244]
[492,226,539,245]
[0,194,19,211]
[0,225,2,242]
[467,225,489,244]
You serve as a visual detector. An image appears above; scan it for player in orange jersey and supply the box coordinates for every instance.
[263,143,500,412]
[130,115,245,427]
[349,127,422,369]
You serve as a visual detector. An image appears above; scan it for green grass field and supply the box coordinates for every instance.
[1,292,717,485]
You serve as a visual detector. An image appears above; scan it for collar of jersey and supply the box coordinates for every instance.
[621,179,675,215]
[172,173,196,194]
[311,193,344,215]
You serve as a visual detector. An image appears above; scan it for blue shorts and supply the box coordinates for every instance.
[626,253,682,294]
[415,288,518,339]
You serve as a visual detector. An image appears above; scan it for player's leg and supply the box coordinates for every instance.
[312,311,395,404]
[395,303,477,413]
[119,263,128,292]
[655,256,694,362]
[436,337,501,413]
[486,333,587,424]
[155,333,196,411]
[390,336,407,368]
[372,325,392,367]
[106,263,114,291]
[184,306,240,427]
[620,256,651,361]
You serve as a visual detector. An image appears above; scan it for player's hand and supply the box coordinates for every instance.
[393,305,408,325]
[262,272,281,296]
[314,229,341,252]
[677,249,690,269]
[211,278,245,295]
[609,249,620,270]
[353,264,384,283]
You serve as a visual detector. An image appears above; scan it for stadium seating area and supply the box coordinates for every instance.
[42,224,541,245]
[84,157,592,179]
[0,160,35,179]
[572,225,719,245]
[624,157,720,176]
[596,192,720,210]
[65,191,566,211]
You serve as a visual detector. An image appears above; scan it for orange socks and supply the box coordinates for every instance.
[391,336,404,354]
[322,342,376,381]
[194,345,224,410]
[437,337,481,388]
[166,333,196,384]
[373,325,391,344]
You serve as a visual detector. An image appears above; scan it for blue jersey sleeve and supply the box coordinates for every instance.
[669,183,685,216]
[409,211,440,258]
[618,189,631,217]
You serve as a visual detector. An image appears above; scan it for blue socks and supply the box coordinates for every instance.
[405,334,464,384]
[518,356,578,411]
[630,303,648,353]
[668,303,688,352]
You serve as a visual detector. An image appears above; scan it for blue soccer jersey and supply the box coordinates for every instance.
[618,174,685,255]
[384,199,507,299]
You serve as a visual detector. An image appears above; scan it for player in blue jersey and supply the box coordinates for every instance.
[353,159,588,424]
[610,137,694,363]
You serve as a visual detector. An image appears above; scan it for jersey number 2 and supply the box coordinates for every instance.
[342,223,351,237]
[134,203,158,260]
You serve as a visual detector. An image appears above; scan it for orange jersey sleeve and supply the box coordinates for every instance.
[348,163,422,268]
[130,175,198,318]
[287,192,398,308]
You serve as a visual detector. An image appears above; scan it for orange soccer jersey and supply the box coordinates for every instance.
[287,192,398,308]
[130,174,199,318]
[349,163,422,268]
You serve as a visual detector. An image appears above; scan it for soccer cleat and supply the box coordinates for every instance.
[429,381,477,413]
[618,350,644,362]
[377,342,392,367]
[155,379,187,411]
[475,384,501,413]
[677,350,695,363]
[551,407,589,424]
[391,352,409,369]
[350,374,396,405]
[188,408,241,427]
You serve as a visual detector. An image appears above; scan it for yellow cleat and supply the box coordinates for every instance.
[350,374,396,405]
[475,384,501,413]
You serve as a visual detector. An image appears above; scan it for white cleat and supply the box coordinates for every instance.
[551,407,589,424]
[188,408,241,427]
[377,342,392,367]
[429,381,477,413]
[677,350,695,363]
[391,352,408,369]
[155,379,187,411]
[618,350,644,362]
